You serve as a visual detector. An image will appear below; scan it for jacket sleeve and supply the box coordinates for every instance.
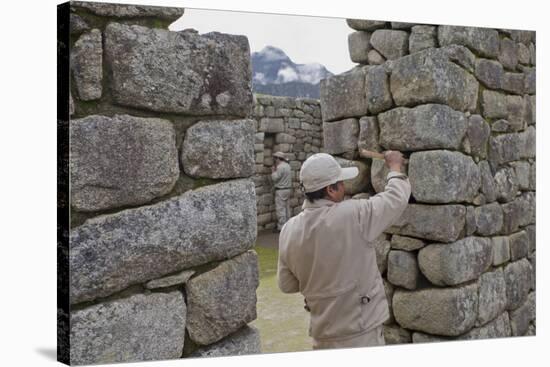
[277,254,300,294]
[271,167,281,183]
[356,171,411,243]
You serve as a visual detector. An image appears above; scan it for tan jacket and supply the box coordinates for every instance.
[277,171,411,341]
[271,161,292,189]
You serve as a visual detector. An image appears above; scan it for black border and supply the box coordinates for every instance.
[57,2,70,365]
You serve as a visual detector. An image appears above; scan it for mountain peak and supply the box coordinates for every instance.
[251,45,333,88]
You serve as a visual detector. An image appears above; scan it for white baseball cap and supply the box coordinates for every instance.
[299,153,358,193]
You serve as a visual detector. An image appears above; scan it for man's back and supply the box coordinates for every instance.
[277,171,411,342]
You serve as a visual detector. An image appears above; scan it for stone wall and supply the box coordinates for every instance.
[322,20,536,343]
[62,2,261,364]
[251,95,323,231]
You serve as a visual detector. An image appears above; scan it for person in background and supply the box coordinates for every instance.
[271,151,292,233]
[277,151,410,349]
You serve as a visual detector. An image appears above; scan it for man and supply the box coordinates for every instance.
[271,151,292,233]
[277,151,410,350]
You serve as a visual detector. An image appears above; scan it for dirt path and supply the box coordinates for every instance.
[250,231,312,353]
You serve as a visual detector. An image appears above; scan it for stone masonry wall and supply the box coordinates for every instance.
[65,2,261,364]
[251,95,323,231]
[321,20,536,343]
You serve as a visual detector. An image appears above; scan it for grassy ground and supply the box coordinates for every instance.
[250,245,312,353]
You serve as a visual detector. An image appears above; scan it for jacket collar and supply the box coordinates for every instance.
[302,198,336,210]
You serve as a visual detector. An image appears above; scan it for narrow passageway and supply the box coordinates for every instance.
[251,230,312,353]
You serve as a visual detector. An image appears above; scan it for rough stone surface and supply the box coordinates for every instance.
[409,26,436,54]
[474,203,504,236]
[348,31,371,64]
[438,25,499,58]
[393,284,478,336]
[70,115,179,212]
[509,231,529,261]
[479,161,497,203]
[70,13,89,35]
[388,250,419,289]
[477,268,507,326]
[334,158,369,195]
[346,19,387,31]
[523,67,536,94]
[384,324,412,344]
[466,206,476,236]
[71,1,185,21]
[502,72,525,95]
[494,167,519,203]
[259,118,285,133]
[474,58,503,89]
[186,251,259,345]
[366,65,393,113]
[409,150,481,204]
[440,45,476,72]
[492,236,510,266]
[386,204,466,243]
[320,68,367,122]
[323,118,359,155]
[70,291,186,365]
[482,91,525,131]
[370,30,409,60]
[504,259,533,310]
[510,161,530,191]
[105,23,252,116]
[145,270,195,290]
[459,312,511,340]
[378,104,468,151]
[519,126,536,159]
[465,115,490,159]
[488,132,523,168]
[390,49,479,112]
[358,116,381,153]
[189,326,261,357]
[526,225,536,254]
[509,295,535,336]
[390,235,425,251]
[499,38,519,70]
[71,29,102,100]
[70,179,257,304]
[418,237,492,286]
[368,49,386,65]
[181,119,255,179]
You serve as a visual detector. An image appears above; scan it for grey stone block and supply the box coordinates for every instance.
[388,250,419,289]
[186,251,259,345]
[418,237,492,286]
[320,68,368,122]
[181,119,255,179]
[390,49,479,112]
[393,283,478,336]
[409,150,480,204]
[71,29,102,100]
[70,291,186,365]
[105,23,252,116]
[476,268,507,326]
[378,104,468,151]
[386,204,466,243]
[70,114,179,212]
[438,25,499,58]
[70,179,257,304]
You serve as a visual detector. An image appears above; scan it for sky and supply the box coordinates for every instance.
[169,7,356,75]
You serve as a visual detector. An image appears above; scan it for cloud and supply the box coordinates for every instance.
[296,63,326,84]
[253,72,267,84]
[277,66,299,83]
